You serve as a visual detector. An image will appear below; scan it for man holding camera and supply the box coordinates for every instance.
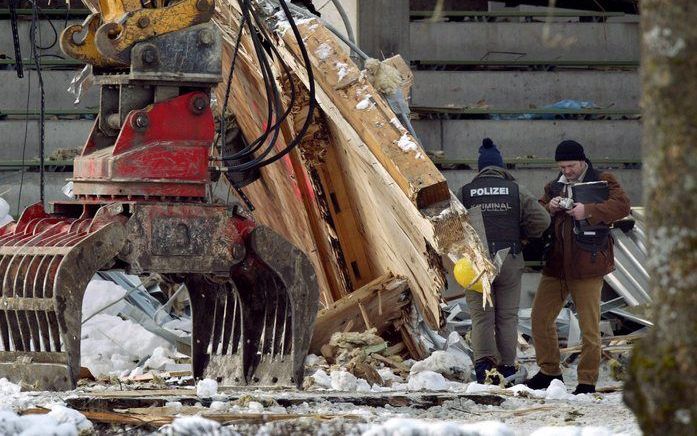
[526,140,630,394]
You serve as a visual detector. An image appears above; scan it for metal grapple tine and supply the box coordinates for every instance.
[232,226,320,388]
[188,276,247,385]
[0,206,126,390]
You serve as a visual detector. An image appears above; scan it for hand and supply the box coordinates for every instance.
[566,202,587,220]
[549,196,563,213]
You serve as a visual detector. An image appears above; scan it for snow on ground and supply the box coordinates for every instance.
[0,277,639,435]
[80,279,176,377]
[410,349,472,382]
[0,379,92,435]
[196,378,219,398]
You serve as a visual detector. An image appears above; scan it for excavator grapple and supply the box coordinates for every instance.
[0,0,319,391]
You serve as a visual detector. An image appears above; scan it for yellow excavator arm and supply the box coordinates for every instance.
[60,0,214,67]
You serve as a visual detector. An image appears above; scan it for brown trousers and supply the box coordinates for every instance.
[531,274,604,385]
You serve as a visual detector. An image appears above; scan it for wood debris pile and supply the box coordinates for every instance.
[209,1,494,357]
[80,0,495,359]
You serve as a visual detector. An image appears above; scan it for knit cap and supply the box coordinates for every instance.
[555,140,586,161]
[477,138,505,171]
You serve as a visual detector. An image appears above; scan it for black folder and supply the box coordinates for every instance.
[571,181,609,204]
[571,181,610,238]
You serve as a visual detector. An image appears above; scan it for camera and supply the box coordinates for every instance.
[559,197,574,210]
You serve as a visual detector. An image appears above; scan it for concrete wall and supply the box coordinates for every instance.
[0,172,71,215]
[0,19,80,58]
[410,22,639,61]
[413,119,642,161]
[0,120,92,160]
[411,70,640,109]
[0,70,98,110]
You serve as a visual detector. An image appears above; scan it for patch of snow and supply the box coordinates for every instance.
[466,382,502,394]
[507,383,546,398]
[356,378,372,392]
[311,369,332,389]
[0,407,92,436]
[209,401,227,411]
[336,62,350,81]
[356,95,374,110]
[397,133,419,153]
[410,350,472,382]
[159,415,222,435]
[305,354,320,367]
[362,418,514,436]
[315,42,332,60]
[247,401,265,413]
[143,346,176,371]
[330,370,357,391]
[0,378,21,395]
[377,368,402,383]
[80,312,172,377]
[530,426,613,436]
[196,378,218,398]
[0,197,13,228]
[545,378,572,400]
[82,279,128,319]
[407,370,450,391]
[48,405,94,434]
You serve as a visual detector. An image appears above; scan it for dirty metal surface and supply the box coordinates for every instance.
[0,203,126,390]
[122,203,247,274]
[189,226,320,389]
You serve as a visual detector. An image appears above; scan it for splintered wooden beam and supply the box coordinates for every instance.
[272,17,496,326]
[280,24,450,209]
[291,89,377,294]
[310,274,410,353]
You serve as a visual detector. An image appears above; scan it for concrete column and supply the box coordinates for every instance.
[357,0,410,59]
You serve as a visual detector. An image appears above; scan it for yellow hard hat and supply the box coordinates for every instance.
[453,257,483,292]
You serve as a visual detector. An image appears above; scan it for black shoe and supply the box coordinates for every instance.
[572,384,596,395]
[497,365,516,387]
[525,371,563,389]
[497,365,516,379]
[474,358,496,384]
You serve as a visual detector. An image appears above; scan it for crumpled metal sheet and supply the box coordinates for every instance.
[95,271,192,355]
[604,212,651,306]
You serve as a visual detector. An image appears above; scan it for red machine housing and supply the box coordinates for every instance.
[72,92,213,199]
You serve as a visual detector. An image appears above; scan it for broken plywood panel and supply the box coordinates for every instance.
[310,274,410,353]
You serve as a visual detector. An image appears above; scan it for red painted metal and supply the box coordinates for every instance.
[72,92,214,199]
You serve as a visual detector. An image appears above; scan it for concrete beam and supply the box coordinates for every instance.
[412,119,442,151]
[412,70,640,109]
[443,167,643,205]
[0,19,81,58]
[410,22,639,61]
[0,120,93,160]
[0,70,98,110]
[412,119,642,160]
